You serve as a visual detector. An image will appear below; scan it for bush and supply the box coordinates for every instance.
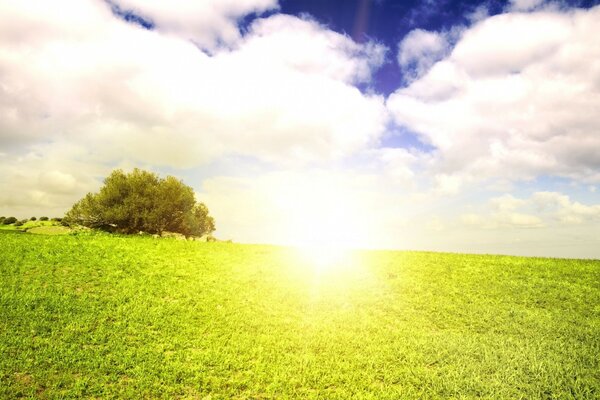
[40,216,49,221]
[64,168,215,237]
[30,216,37,221]
[14,220,23,227]
[3,217,17,225]
[51,217,62,222]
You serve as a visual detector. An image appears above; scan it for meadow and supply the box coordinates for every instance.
[0,231,598,399]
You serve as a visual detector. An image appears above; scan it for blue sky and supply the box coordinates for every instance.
[0,0,599,258]
[280,0,599,94]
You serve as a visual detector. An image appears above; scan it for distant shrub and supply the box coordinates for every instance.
[30,216,37,221]
[51,217,63,222]
[0,217,4,223]
[14,220,24,227]
[3,217,17,225]
[40,216,49,221]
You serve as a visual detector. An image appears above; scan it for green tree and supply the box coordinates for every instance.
[3,217,17,225]
[180,203,216,238]
[65,169,215,237]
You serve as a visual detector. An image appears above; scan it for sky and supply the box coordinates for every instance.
[1,0,599,258]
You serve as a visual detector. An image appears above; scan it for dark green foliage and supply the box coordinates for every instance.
[0,217,4,223]
[3,216,17,225]
[29,216,36,221]
[64,168,215,237]
[39,216,49,221]
[14,220,23,227]
[51,217,62,222]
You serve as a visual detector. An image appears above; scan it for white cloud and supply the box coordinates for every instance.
[0,0,391,220]
[461,209,544,229]
[0,144,106,217]
[0,0,388,170]
[434,173,463,195]
[508,0,545,12]
[397,29,449,79]
[241,14,386,84]
[461,191,600,230]
[532,191,600,223]
[489,194,525,212]
[109,0,278,50]
[388,6,600,186]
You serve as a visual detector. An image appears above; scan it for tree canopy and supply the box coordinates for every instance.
[65,169,215,237]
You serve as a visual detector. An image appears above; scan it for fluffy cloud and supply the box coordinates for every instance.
[388,6,600,187]
[461,191,600,229]
[109,0,278,50]
[0,0,391,216]
[0,144,105,217]
[508,0,545,12]
[240,14,386,84]
[532,191,600,224]
[397,29,449,80]
[0,1,387,166]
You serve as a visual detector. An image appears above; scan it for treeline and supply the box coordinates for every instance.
[1,216,62,226]
[64,169,215,237]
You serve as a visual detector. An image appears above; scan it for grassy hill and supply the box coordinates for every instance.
[0,231,598,398]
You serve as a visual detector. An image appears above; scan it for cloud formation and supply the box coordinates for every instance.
[388,6,600,189]
[397,29,449,80]
[462,191,600,229]
[109,0,278,50]
[0,0,391,217]
[0,3,388,170]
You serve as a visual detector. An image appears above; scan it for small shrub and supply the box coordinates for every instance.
[14,220,23,227]
[30,216,37,221]
[51,217,63,222]
[3,217,17,225]
[40,216,49,221]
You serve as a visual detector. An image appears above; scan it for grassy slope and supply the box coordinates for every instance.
[0,232,598,399]
[0,221,69,235]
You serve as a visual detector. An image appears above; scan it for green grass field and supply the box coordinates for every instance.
[1,231,598,399]
[0,220,70,235]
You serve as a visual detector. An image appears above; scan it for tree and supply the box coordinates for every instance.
[64,168,215,237]
[180,203,216,238]
[3,217,17,225]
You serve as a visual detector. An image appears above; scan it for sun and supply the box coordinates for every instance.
[295,243,350,273]
[272,176,371,270]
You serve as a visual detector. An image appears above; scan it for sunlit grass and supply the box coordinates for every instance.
[1,231,598,398]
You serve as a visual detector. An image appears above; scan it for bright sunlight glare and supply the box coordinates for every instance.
[272,176,372,271]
